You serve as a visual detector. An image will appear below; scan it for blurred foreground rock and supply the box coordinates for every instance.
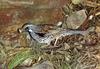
[31,61,54,69]
[17,61,54,69]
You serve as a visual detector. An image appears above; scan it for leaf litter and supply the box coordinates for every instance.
[0,0,100,69]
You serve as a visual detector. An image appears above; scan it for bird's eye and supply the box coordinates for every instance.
[25,27,33,32]
[25,27,30,32]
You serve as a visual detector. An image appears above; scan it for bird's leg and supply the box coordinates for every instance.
[54,37,60,46]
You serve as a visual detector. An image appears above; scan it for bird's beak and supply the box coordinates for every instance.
[17,28,25,33]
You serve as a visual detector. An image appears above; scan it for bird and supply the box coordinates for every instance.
[18,23,95,46]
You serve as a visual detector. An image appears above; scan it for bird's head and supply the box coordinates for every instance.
[18,23,36,33]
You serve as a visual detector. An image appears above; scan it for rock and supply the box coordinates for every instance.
[31,61,54,69]
[18,61,54,69]
[66,9,87,29]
